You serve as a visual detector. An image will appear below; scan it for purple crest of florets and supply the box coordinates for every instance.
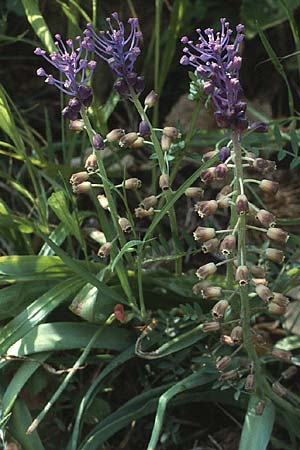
[180,18,247,130]
[34,35,96,99]
[85,12,143,95]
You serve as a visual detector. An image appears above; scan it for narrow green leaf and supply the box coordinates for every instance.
[0,281,55,320]
[38,234,124,303]
[7,323,134,356]
[9,398,45,450]
[0,277,84,353]
[147,368,218,450]
[111,240,143,272]
[21,0,56,52]
[290,129,299,155]
[2,353,50,418]
[70,346,135,450]
[48,191,82,242]
[239,394,275,450]
[0,255,74,283]
[290,157,300,169]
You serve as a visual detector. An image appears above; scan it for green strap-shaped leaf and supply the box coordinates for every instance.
[0,277,84,354]
[2,353,50,418]
[7,323,135,356]
[239,394,275,450]
[9,398,45,450]
[21,0,56,52]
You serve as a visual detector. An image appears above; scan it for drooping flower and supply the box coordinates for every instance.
[84,12,144,96]
[35,34,96,119]
[180,19,247,131]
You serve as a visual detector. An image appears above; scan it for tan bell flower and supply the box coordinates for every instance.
[268,302,287,316]
[196,262,217,280]
[72,181,92,194]
[159,174,170,191]
[144,90,158,108]
[134,207,154,219]
[84,154,97,172]
[70,171,89,185]
[236,194,249,215]
[118,217,132,233]
[161,134,172,152]
[119,132,139,148]
[69,119,84,131]
[201,286,223,299]
[163,126,181,139]
[184,187,204,199]
[256,209,276,228]
[201,238,219,254]
[106,128,125,142]
[265,248,285,264]
[259,179,279,195]
[231,326,243,344]
[97,194,109,210]
[193,226,216,242]
[201,167,216,183]
[255,285,274,303]
[235,265,249,286]
[124,178,142,190]
[245,374,255,391]
[212,300,229,320]
[192,281,210,295]
[131,137,145,148]
[140,195,158,210]
[194,200,218,218]
[266,227,289,244]
[97,242,112,258]
[220,234,236,256]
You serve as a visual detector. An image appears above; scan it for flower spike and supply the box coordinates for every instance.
[180,19,247,130]
[85,12,144,96]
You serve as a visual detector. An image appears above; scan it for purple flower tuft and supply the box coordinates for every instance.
[180,19,247,131]
[85,12,143,96]
[34,35,96,102]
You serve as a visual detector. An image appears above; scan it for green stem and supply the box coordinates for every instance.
[80,107,138,311]
[153,0,162,126]
[232,131,264,394]
[170,99,202,183]
[137,246,146,319]
[130,89,182,275]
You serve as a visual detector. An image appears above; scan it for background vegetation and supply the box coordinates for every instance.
[1,1,300,449]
